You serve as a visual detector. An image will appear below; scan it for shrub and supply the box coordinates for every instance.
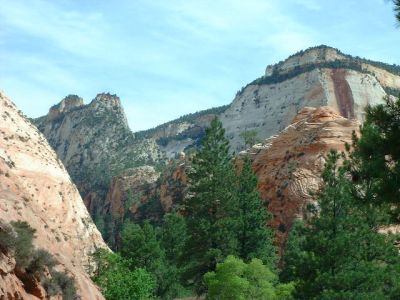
[0,221,78,299]
[27,249,57,274]
[204,256,294,300]
[0,223,16,252]
[10,221,36,268]
[44,270,78,300]
[91,249,155,300]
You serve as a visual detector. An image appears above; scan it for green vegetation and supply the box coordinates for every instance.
[91,250,155,300]
[134,105,229,140]
[181,118,241,293]
[237,158,277,267]
[93,98,400,299]
[93,118,281,299]
[0,221,77,299]
[239,129,261,147]
[282,150,400,299]
[181,118,279,294]
[204,256,294,300]
[280,97,400,298]
[395,0,400,23]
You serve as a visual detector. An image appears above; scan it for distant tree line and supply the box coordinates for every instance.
[236,45,400,97]
[134,105,229,140]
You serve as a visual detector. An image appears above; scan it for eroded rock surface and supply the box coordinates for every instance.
[0,92,107,299]
[245,106,359,250]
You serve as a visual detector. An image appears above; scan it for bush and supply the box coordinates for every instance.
[91,249,155,300]
[44,270,78,300]
[0,221,78,299]
[204,256,294,300]
[10,221,36,269]
[0,223,16,252]
[27,249,57,274]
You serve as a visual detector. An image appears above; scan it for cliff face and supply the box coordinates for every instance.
[34,93,164,219]
[246,106,359,250]
[221,46,400,151]
[0,92,107,299]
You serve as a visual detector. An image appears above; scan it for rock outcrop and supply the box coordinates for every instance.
[221,46,399,151]
[0,92,107,299]
[34,93,164,219]
[245,106,359,250]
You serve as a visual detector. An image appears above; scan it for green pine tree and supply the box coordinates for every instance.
[350,97,400,221]
[285,150,400,299]
[279,220,307,284]
[237,157,277,268]
[120,220,169,297]
[159,212,192,299]
[182,117,240,293]
[160,212,188,266]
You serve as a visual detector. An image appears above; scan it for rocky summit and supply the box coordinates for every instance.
[34,93,164,222]
[33,45,400,250]
[0,92,108,299]
[221,46,400,151]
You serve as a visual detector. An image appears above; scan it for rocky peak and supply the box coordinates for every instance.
[265,45,346,76]
[48,94,84,120]
[90,93,122,110]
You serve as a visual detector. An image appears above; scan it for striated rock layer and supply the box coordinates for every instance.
[0,92,107,299]
[221,46,397,152]
[246,106,359,251]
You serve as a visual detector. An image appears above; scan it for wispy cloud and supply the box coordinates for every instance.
[0,0,399,130]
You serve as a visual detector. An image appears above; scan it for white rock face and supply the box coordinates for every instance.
[265,47,346,76]
[0,91,108,299]
[221,47,397,152]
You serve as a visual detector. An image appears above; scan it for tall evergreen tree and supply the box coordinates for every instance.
[284,150,400,299]
[237,157,277,268]
[120,221,169,297]
[182,117,240,293]
[350,97,400,220]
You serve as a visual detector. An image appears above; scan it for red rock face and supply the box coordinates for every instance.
[331,69,355,119]
[249,106,358,252]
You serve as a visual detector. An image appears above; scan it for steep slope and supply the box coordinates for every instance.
[0,92,107,299]
[246,106,359,251]
[221,46,400,151]
[34,93,164,218]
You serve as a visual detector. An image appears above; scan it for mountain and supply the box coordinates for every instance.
[33,45,400,248]
[34,93,164,221]
[0,92,108,299]
[221,45,400,151]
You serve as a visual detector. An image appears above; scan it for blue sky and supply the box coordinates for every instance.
[0,0,399,131]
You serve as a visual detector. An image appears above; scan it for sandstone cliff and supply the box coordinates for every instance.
[221,46,400,151]
[246,106,359,250]
[0,92,107,299]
